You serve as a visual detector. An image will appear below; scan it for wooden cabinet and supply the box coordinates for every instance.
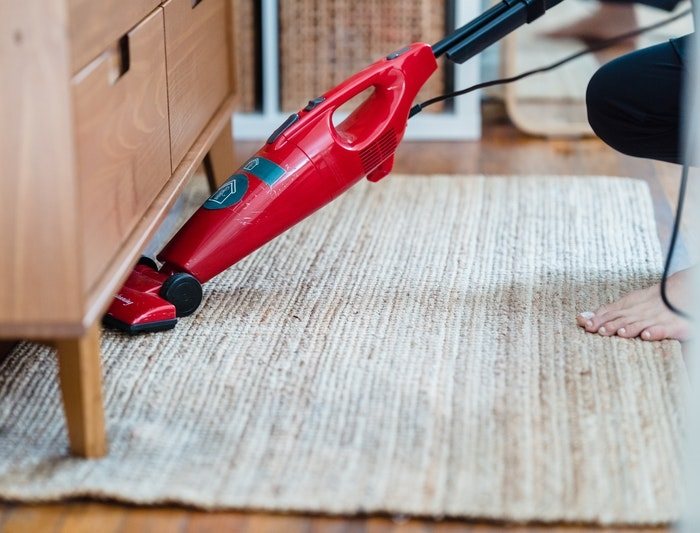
[164,0,232,168]
[73,8,172,292]
[67,0,161,73]
[0,0,239,457]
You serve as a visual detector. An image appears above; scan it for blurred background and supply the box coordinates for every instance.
[230,0,692,140]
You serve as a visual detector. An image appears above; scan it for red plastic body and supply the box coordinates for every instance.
[159,43,437,282]
[104,265,175,328]
[106,43,437,330]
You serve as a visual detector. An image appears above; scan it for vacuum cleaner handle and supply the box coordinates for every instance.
[326,67,407,149]
[281,43,436,154]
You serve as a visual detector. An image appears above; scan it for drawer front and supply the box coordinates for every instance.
[68,0,161,74]
[73,9,171,292]
[164,0,231,169]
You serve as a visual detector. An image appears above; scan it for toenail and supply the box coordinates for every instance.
[598,326,606,334]
[586,320,593,328]
[642,331,651,340]
[618,327,626,336]
[580,311,594,319]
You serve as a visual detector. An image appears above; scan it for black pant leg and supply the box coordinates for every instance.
[586,36,689,164]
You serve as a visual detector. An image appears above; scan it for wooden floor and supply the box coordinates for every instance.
[0,106,683,532]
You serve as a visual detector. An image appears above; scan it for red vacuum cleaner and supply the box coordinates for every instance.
[105,0,563,333]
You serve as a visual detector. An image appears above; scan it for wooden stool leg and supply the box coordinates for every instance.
[205,118,237,191]
[55,323,107,458]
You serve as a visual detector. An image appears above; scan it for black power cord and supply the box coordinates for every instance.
[661,161,691,318]
[411,7,692,117]
[411,7,693,318]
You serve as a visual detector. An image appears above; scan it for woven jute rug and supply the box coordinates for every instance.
[0,176,687,525]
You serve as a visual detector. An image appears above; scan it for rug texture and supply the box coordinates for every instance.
[0,176,687,525]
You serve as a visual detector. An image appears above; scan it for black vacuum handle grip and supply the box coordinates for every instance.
[432,0,565,63]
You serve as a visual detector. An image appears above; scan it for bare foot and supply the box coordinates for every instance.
[546,4,638,43]
[576,269,693,342]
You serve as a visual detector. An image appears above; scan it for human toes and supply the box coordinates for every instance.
[616,319,651,339]
[587,304,622,331]
[577,311,595,329]
[597,316,634,337]
[641,321,691,342]
[640,325,668,341]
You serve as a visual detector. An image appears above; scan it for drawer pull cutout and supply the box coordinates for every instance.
[107,34,130,85]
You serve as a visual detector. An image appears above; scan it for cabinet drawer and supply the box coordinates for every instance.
[68,0,161,74]
[163,0,231,169]
[73,9,171,293]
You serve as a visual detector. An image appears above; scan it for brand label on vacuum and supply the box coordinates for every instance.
[204,173,249,210]
[115,293,133,306]
[242,157,285,186]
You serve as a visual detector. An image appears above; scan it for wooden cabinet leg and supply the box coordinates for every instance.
[204,118,236,191]
[55,323,107,458]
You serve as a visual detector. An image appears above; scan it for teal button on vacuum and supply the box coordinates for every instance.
[242,156,286,186]
[204,174,249,210]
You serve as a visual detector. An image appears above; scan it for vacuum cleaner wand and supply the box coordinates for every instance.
[103,0,565,334]
[433,0,564,62]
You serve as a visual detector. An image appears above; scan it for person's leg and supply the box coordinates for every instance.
[586,37,686,164]
[578,35,692,341]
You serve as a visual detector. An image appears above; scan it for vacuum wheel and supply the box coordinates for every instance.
[160,273,203,317]
[137,256,159,270]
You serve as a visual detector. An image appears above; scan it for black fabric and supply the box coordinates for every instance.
[586,34,691,164]
[670,33,690,61]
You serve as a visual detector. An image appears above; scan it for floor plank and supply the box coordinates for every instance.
[0,108,677,532]
[0,504,67,533]
[120,507,190,533]
[57,503,125,533]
